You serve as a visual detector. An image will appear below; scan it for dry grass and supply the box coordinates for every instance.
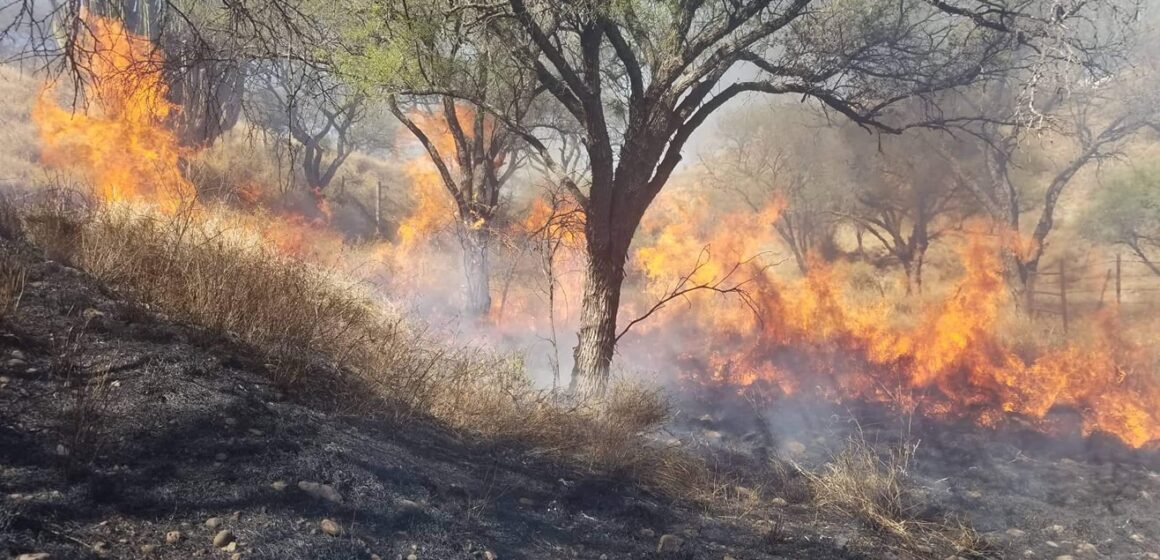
[18,197,711,499]
[802,432,988,557]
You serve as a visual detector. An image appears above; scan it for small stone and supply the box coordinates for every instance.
[6,358,27,368]
[770,497,787,506]
[1145,553,1159,560]
[1047,524,1065,534]
[231,555,242,560]
[657,534,685,554]
[0,376,10,384]
[248,428,263,436]
[165,531,184,544]
[1046,540,1059,547]
[483,551,497,560]
[92,542,112,556]
[224,417,238,427]
[16,554,51,560]
[1054,556,1075,560]
[1129,533,1145,543]
[1006,528,1026,538]
[231,511,241,521]
[141,544,157,554]
[271,480,288,491]
[406,555,418,560]
[214,453,228,462]
[1075,543,1097,554]
[964,490,983,499]
[224,542,237,552]
[518,497,535,506]
[205,517,223,530]
[298,481,343,503]
[371,556,382,560]
[320,518,342,537]
[396,499,421,512]
[212,530,235,548]
[639,528,656,538]
[11,350,25,359]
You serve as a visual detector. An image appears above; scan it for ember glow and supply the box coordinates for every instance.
[29,15,1160,449]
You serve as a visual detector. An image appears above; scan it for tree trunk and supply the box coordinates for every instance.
[901,258,915,296]
[570,248,626,399]
[461,225,492,317]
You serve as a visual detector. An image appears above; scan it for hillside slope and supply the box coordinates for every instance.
[0,238,860,560]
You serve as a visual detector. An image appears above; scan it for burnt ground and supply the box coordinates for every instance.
[673,388,1160,560]
[0,237,897,560]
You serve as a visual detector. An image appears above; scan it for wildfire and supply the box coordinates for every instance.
[25,12,1160,450]
[642,197,1160,448]
[33,13,194,210]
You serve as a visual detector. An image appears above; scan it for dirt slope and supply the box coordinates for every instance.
[0,239,863,560]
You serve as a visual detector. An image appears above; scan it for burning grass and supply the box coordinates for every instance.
[18,197,710,498]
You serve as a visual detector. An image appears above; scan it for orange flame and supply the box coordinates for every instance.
[33,13,194,210]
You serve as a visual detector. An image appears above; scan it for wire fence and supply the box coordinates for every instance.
[1027,254,1160,334]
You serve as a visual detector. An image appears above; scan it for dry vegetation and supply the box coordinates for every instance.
[16,196,712,499]
[802,431,988,557]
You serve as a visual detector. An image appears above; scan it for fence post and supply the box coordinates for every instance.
[1116,253,1122,307]
[1059,260,1069,335]
[375,180,383,239]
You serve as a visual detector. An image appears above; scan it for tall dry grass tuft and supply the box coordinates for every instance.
[802,431,987,556]
[19,199,707,498]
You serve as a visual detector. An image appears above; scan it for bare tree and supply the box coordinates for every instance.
[388,96,528,317]
[842,128,975,294]
[255,62,365,193]
[944,74,1160,296]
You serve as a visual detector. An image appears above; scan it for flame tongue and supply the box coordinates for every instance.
[33,13,194,209]
[647,209,1160,449]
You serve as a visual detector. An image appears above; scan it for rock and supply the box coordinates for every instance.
[396,499,422,512]
[165,530,184,544]
[270,480,288,491]
[6,358,27,368]
[518,497,535,507]
[92,541,112,556]
[406,555,418,560]
[1047,524,1065,534]
[11,350,25,359]
[141,544,158,554]
[1046,540,1059,548]
[214,452,228,462]
[247,428,263,436]
[639,528,656,538]
[1053,556,1075,560]
[16,554,51,560]
[483,551,498,560]
[1006,528,1026,538]
[657,534,685,554]
[224,542,237,552]
[1130,533,1145,543]
[298,481,343,503]
[205,517,223,530]
[1075,543,1097,554]
[231,555,242,560]
[770,497,788,507]
[320,518,342,537]
[212,530,235,548]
